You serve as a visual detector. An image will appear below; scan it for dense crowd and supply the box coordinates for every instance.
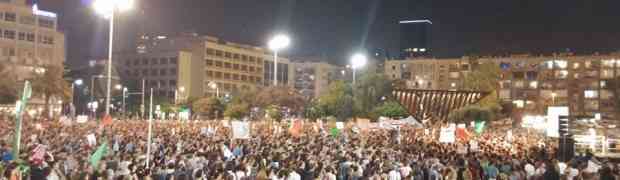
[0,115,618,180]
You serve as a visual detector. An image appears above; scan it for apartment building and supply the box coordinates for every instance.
[290,60,340,99]
[384,54,620,119]
[0,0,65,79]
[116,33,292,102]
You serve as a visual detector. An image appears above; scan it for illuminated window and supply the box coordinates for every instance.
[529,81,538,89]
[600,81,607,88]
[573,63,580,69]
[514,81,524,88]
[584,90,598,99]
[555,70,568,79]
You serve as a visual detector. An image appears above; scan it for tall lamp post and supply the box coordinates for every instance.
[351,53,367,85]
[93,0,134,116]
[268,34,290,86]
[72,79,83,116]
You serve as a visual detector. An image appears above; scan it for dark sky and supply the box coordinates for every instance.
[38,0,620,67]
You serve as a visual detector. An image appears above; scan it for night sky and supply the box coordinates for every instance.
[37,0,620,67]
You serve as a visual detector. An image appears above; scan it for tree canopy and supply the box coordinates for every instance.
[462,62,501,111]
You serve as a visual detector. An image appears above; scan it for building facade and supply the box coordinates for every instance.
[384,54,620,119]
[0,0,65,80]
[116,33,292,102]
[290,61,340,99]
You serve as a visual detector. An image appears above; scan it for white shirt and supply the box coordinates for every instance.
[287,171,301,180]
[524,164,535,178]
[400,166,412,177]
[389,170,402,180]
[326,173,337,180]
[566,168,579,180]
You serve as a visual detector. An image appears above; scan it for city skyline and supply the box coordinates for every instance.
[35,0,620,67]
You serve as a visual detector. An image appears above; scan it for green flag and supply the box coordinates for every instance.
[330,127,340,138]
[89,141,108,169]
[12,81,32,158]
[474,121,485,134]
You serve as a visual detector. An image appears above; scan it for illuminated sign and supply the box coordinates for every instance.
[33,4,57,18]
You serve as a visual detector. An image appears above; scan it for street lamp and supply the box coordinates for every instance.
[122,87,127,116]
[115,84,123,90]
[268,34,290,86]
[208,82,219,97]
[92,0,134,116]
[72,79,83,116]
[350,53,367,85]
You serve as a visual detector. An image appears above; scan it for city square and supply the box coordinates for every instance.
[0,0,619,179]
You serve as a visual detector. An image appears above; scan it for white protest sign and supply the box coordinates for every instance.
[76,115,88,123]
[336,122,344,129]
[438,126,455,143]
[86,134,96,146]
[231,121,250,139]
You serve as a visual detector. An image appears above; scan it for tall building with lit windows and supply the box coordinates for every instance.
[115,33,292,102]
[384,53,620,121]
[399,19,431,58]
[0,0,66,80]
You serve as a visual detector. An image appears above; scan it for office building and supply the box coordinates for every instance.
[399,19,431,58]
[0,0,66,80]
[116,33,292,102]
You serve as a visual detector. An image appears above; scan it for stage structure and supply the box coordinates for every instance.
[392,89,490,121]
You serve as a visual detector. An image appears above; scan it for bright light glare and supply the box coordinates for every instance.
[268,34,290,51]
[74,79,84,86]
[351,53,367,69]
[93,0,134,18]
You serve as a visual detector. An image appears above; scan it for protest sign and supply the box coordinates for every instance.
[231,121,250,139]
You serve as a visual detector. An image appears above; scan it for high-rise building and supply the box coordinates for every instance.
[399,19,431,58]
[116,33,292,102]
[0,0,66,80]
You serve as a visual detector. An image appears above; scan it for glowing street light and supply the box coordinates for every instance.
[208,82,219,97]
[268,34,290,86]
[92,0,134,116]
[350,53,367,84]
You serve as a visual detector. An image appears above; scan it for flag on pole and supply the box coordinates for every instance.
[102,115,113,126]
[12,81,32,158]
[330,128,340,138]
[29,144,46,165]
[474,121,485,134]
[89,141,108,169]
[289,120,302,137]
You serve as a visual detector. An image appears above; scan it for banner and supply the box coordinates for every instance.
[231,121,250,139]
[29,144,46,164]
[336,122,344,129]
[456,124,471,141]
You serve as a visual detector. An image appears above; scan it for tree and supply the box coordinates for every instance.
[372,101,409,119]
[192,96,224,119]
[255,85,305,112]
[352,73,393,118]
[304,100,326,121]
[462,62,502,111]
[0,64,18,104]
[31,66,71,117]
[447,105,496,123]
[317,81,353,121]
[224,101,249,120]
[265,105,283,121]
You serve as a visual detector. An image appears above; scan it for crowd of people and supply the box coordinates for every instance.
[0,114,619,180]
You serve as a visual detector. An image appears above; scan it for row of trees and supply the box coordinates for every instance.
[304,73,408,122]
[0,65,71,117]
